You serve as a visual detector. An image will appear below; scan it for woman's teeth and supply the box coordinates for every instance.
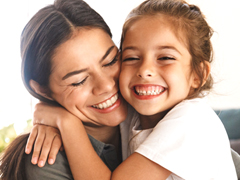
[92,94,118,109]
[135,86,164,95]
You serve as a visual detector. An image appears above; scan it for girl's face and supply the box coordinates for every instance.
[120,16,198,121]
[48,28,127,127]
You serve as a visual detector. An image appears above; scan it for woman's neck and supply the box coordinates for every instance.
[84,125,120,145]
[84,125,122,162]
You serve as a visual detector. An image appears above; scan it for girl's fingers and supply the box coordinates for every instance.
[31,127,46,165]
[37,132,54,167]
[37,127,61,167]
[48,134,62,165]
[25,125,38,154]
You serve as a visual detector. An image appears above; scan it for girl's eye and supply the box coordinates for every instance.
[103,55,119,67]
[122,57,139,62]
[158,56,175,60]
[71,76,88,87]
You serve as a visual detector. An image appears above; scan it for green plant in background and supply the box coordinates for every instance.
[0,119,32,153]
[0,124,17,153]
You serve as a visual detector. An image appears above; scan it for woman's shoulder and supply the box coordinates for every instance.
[0,133,73,180]
[25,148,73,179]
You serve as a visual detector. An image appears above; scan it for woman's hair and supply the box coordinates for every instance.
[1,0,111,179]
[0,133,29,180]
[21,0,112,104]
[120,0,214,98]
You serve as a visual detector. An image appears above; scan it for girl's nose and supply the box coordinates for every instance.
[137,59,155,78]
[92,73,116,95]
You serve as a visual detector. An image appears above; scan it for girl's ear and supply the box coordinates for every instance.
[191,61,211,88]
[29,79,54,101]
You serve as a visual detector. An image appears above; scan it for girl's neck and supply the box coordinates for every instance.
[139,109,170,129]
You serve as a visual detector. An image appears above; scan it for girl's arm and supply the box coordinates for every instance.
[112,153,171,180]
[31,102,171,179]
[31,102,111,180]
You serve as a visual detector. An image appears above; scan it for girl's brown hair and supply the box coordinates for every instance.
[120,0,214,98]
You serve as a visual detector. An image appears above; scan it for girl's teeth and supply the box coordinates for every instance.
[93,94,118,109]
[135,86,164,96]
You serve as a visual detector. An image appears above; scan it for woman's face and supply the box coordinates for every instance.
[48,28,127,127]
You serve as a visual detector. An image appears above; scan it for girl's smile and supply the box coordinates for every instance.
[120,16,199,126]
[132,84,166,100]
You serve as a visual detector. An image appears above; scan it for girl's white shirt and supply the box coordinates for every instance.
[120,98,237,180]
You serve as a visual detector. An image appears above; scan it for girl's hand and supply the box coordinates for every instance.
[25,124,62,167]
[32,102,65,128]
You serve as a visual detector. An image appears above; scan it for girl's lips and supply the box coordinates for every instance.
[132,84,166,100]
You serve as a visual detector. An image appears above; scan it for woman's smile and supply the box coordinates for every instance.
[91,92,122,113]
[49,28,127,127]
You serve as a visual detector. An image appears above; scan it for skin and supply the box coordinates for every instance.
[120,16,201,130]
[48,29,127,128]
[27,28,128,169]
[27,16,210,179]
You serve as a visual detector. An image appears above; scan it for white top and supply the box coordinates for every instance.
[120,98,237,180]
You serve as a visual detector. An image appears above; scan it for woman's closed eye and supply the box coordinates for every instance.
[103,54,119,67]
[71,76,88,87]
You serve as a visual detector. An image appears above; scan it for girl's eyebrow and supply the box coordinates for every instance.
[122,46,182,55]
[156,46,182,55]
[62,45,116,80]
[122,46,138,53]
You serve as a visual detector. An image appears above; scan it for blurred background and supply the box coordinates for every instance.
[0,0,240,152]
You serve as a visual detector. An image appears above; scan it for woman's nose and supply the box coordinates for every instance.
[92,73,116,95]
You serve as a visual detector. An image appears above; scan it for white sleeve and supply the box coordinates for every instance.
[135,99,237,180]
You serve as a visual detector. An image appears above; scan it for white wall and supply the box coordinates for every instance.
[187,0,240,109]
[0,0,239,129]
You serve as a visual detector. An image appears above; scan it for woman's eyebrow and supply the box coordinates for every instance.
[62,45,116,80]
[99,45,115,63]
[62,68,88,80]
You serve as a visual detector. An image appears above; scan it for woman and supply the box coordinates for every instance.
[0,0,128,179]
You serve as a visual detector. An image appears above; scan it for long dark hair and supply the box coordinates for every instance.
[0,0,111,179]
[22,0,112,104]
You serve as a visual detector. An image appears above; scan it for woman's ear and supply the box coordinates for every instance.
[29,79,54,101]
[191,61,211,89]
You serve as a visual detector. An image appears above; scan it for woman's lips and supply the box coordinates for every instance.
[92,93,119,109]
[90,93,121,113]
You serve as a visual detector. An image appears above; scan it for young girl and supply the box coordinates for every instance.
[25,0,238,179]
[116,0,237,179]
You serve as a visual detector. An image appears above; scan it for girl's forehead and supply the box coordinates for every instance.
[126,15,190,51]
